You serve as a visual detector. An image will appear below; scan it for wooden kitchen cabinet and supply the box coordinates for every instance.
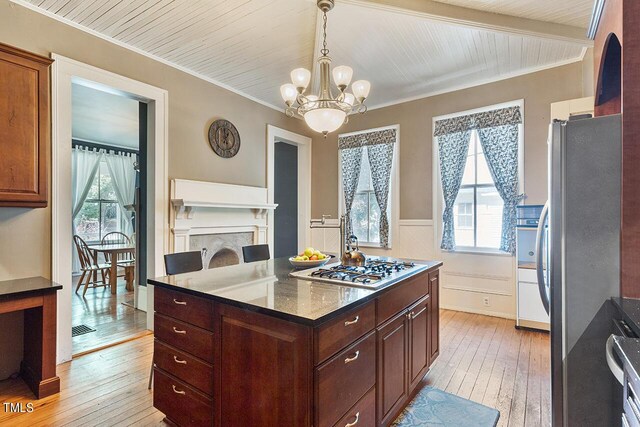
[0,43,52,208]
[377,311,410,427]
[409,295,431,391]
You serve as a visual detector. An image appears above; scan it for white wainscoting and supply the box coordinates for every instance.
[310,219,516,319]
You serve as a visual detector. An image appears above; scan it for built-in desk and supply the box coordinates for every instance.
[0,277,62,399]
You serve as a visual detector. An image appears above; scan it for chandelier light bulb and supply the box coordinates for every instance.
[343,93,355,106]
[290,68,311,91]
[332,65,353,91]
[280,84,297,105]
[352,80,371,102]
[304,108,347,134]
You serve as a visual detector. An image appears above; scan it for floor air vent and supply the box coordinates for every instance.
[72,324,96,337]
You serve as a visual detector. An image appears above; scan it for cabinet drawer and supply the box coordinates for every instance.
[377,270,429,324]
[332,386,375,427]
[315,301,375,364]
[153,368,213,426]
[316,331,376,427]
[154,313,214,363]
[154,286,214,331]
[154,340,213,396]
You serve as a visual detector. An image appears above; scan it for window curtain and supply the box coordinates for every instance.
[339,128,396,246]
[477,124,523,254]
[71,147,103,273]
[437,130,472,250]
[340,147,363,238]
[104,151,138,236]
[434,105,523,252]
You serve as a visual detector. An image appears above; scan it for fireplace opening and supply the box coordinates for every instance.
[208,248,240,269]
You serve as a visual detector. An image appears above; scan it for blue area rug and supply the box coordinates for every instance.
[392,386,500,427]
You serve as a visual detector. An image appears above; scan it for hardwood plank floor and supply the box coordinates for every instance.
[422,311,551,427]
[72,275,148,355]
[0,309,549,426]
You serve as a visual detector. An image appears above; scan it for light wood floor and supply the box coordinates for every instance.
[0,310,549,426]
[72,275,148,355]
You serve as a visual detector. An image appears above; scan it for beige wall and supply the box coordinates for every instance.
[311,62,586,219]
[0,0,311,378]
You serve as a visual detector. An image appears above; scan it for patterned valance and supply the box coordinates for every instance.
[338,128,396,150]
[433,106,522,137]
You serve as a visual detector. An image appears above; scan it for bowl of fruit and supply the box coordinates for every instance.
[289,247,332,269]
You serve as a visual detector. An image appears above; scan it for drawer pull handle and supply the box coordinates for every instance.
[173,299,187,305]
[345,412,360,427]
[173,356,187,365]
[344,351,360,364]
[172,385,186,395]
[344,316,359,326]
[172,327,187,334]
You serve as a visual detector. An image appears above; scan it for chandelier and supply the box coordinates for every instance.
[280,0,371,136]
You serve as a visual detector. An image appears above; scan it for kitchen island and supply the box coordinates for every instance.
[148,256,442,427]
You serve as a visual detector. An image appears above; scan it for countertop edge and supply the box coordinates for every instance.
[149,261,443,327]
[612,297,640,337]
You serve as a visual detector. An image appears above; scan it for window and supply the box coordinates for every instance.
[453,131,504,250]
[74,161,125,243]
[351,146,383,245]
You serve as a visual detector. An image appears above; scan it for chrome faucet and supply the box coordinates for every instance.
[310,214,346,260]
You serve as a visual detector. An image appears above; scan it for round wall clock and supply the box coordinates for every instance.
[208,119,241,158]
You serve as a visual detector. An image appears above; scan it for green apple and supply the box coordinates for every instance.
[302,255,310,261]
[318,254,326,260]
[303,247,314,257]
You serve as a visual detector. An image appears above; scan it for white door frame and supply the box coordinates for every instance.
[266,125,312,253]
[51,55,168,363]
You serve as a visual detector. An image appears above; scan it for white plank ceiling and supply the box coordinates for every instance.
[72,83,140,149]
[19,0,592,110]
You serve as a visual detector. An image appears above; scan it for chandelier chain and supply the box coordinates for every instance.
[321,12,329,56]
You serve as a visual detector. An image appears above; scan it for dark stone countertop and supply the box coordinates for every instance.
[0,276,63,298]
[612,297,640,337]
[614,335,640,382]
[149,256,442,327]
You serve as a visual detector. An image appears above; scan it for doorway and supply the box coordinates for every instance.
[70,82,148,354]
[266,126,312,255]
[52,55,168,364]
[274,142,299,257]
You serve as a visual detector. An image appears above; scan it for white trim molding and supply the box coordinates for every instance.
[267,125,313,254]
[51,55,168,363]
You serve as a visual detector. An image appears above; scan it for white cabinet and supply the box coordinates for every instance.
[517,268,550,330]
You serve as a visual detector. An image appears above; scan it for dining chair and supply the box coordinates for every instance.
[242,244,271,263]
[164,251,204,275]
[73,235,111,297]
[101,232,135,291]
[149,250,204,389]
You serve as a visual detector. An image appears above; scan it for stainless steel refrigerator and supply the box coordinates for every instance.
[536,114,622,426]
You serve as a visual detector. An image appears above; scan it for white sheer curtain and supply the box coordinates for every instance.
[71,147,103,272]
[104,151,137,236]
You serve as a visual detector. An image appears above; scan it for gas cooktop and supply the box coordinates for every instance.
[290,258,428,289]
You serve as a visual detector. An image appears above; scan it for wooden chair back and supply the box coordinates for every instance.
[242,244,271,263]
[164,251,203,275]
[101,232,133,262]
[73,235,95,271]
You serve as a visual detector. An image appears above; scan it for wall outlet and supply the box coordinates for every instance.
[482,297,490,307]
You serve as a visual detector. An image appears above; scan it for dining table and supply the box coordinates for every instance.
[87,242,135,294]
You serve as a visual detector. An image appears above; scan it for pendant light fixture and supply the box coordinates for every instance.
[280,0,370,136]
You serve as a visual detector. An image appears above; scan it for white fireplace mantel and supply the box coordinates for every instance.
[171,199,277,219]
[170,179,278,219]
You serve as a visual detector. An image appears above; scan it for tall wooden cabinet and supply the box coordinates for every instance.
[0,43,52,208]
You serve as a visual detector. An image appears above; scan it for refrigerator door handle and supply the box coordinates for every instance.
[606,334,624,385]
[536,201,550,315]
